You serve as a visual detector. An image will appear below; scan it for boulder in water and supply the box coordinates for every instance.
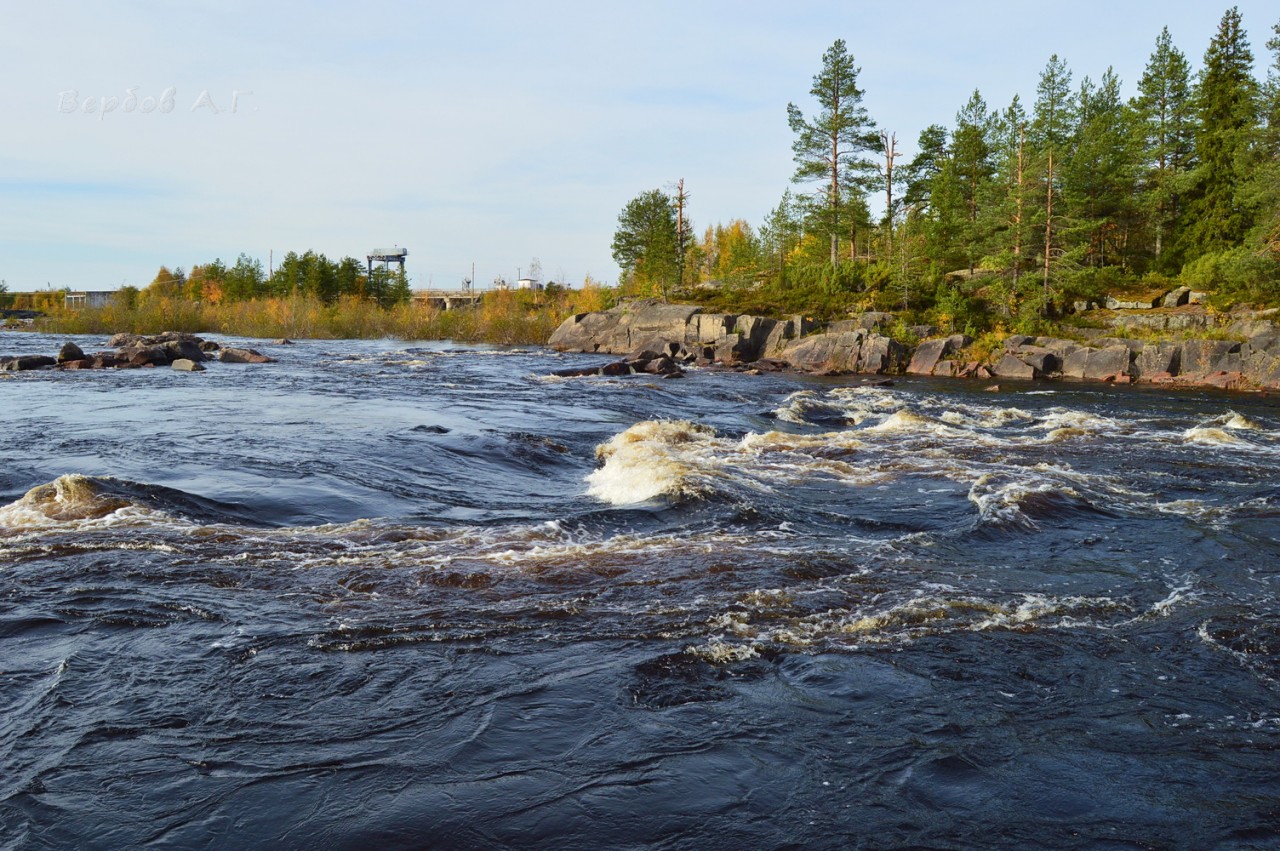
[0,355,57,371]
[219,347,276,364]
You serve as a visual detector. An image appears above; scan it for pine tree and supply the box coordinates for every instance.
[787,39,879,264]
[1186,6,1258,255]
[987,95,1032,313]
[1031,55,1076,310]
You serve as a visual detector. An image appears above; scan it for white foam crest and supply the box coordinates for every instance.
[736,431,889,486]
[770,592,1129,646]
[966,473,1066,531]
[586,420,726,505]
[0,475,185,534]
[685,640,760,663]
[828,385,903,407]
[773,386,907,426]
[487,529,802,568]
[862,410,943,434]
[969,594,1123,631]
[1183,426,1243,445]
[770,390,862,425]
[939,405,1035,429]
[1034,409,1119,435]
[756,593,1110,647]
[1217,411,1263,431]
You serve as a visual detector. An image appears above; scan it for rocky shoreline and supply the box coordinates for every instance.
[548,301,1280,392]
[0,332,278,373]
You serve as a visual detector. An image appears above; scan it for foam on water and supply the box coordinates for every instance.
[1183,426,1242,445]
[1220,411,1262,431]
[586,420,726,505]
[699,589,1137,653]
[0,474,183,533]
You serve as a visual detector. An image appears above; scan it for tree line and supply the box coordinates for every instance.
[613,7,1280,331]
[126,251,412,309]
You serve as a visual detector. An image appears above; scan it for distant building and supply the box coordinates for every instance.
[65,291,116,309]
[515,278,543,291]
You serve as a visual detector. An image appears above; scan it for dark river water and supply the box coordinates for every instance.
[2,332,1279,849]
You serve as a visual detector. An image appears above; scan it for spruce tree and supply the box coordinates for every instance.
[902,124,948,211]
[1132,26,1197,270]
[1064,69,1138,271]
[1186,6,1258,255]
[951,90,997,272]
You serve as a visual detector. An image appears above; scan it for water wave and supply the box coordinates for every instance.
[695,589,1133,654]
[0,475,186,532]
[586,420,724,505]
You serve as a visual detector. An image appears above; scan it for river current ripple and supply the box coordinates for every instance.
[1,333,1278,849]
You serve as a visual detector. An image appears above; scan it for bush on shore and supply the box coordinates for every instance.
[33,286,614,344]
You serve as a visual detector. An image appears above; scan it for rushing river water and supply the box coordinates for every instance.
[1,332,1279,849]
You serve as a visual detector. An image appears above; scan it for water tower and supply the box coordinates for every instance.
[367,247,408,278]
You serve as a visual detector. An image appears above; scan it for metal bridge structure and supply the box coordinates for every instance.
[412,289,483,310]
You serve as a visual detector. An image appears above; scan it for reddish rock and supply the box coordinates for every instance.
[1203,371,1244,390]
[907,338,949,375]
[993,354,1037,380]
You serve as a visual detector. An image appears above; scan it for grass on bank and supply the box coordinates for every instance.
[29,287,614,344]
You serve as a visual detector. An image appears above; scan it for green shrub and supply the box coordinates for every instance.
[1181,248,1280,307]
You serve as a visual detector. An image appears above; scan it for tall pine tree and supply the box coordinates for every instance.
[787,39,879,265]
[1031,55,1076,309]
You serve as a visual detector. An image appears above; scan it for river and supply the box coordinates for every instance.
[1,333,1278,849]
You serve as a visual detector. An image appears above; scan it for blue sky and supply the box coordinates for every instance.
[1,0,1276,292]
